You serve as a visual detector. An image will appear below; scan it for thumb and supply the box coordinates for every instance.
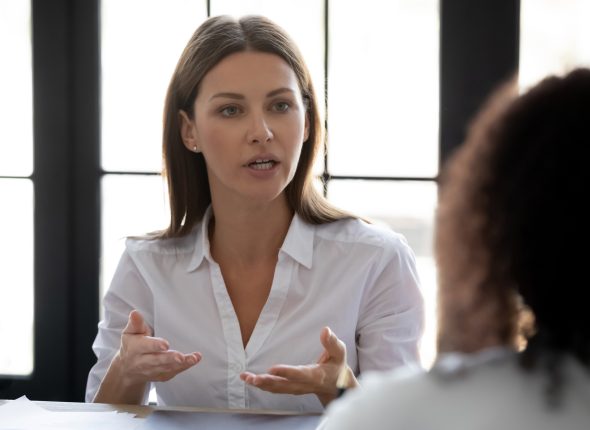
[124,310,152,336]
[320,326,346,364]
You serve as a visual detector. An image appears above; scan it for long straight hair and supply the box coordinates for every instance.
[160,15,352,238]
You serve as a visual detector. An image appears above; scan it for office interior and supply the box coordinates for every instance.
[1,0,585,403]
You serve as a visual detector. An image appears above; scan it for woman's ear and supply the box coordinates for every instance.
[179,110,200,153]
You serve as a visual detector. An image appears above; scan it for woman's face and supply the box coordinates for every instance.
[180,51,309,207]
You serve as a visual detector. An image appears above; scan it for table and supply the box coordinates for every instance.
[1,399,152,417]
[1,399,311,416]
[0,399,323,429]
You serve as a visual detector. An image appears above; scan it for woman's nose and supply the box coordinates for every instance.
[247,113,273,144]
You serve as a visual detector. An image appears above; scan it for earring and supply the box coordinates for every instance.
[192,146,200,153]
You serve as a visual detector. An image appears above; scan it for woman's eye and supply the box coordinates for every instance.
[273,102,290,112]
[220,106,240,117]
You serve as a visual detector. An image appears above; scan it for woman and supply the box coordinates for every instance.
[320,69,590,428]
[85,15,423,412]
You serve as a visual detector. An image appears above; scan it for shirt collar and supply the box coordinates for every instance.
[186,207,315,272]
[280,212,314,269]
[431,346,515,378]
[186,206,213,272]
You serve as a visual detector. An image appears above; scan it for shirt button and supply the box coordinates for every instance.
[230,363,243,372]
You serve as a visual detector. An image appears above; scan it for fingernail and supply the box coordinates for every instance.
[160,343,168,351]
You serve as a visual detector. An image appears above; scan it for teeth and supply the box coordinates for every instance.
[251,161,274,170]
[248,159,276,170]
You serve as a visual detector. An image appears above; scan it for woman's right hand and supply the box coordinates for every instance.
[93,310,201,404]
[117,310,201,384]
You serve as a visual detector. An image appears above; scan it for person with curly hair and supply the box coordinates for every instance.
[319,68,590,429]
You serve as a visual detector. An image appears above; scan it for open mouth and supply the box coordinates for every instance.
[248,159,278,170]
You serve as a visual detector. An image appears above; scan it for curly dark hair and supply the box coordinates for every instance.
[435,68,590,378]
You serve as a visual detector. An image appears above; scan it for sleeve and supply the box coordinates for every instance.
[356,234,425,372]
[85,246,155,403]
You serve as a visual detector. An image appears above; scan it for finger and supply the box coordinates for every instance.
[240,371,255,382]
[320,326,346,364]
[123,333,169,353]
[188,352,202,363]
[156,357,201,382]
[179,352,202,368]
[143,336,171,352]
[124,310,152,336]
[241,372,288,387]
[150,350,201,367]
[134,351,202,380]
[268,365,315,382]
[270,365,339,395]
[131,350,182,371]
[241,373,314,395]
[171,351,202,368]
[317,349,330,364]
[148,357,202,382]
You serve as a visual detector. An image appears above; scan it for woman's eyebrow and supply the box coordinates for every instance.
[266,87,295,98]
[208,87,295,102]
[209,92,244,101]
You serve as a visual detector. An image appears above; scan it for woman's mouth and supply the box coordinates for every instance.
[248,159,278,170]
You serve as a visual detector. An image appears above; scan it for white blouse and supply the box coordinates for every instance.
[86,208,424,412]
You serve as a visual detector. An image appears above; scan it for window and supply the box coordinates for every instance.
[100,0,207,299]
[327,0,439,367]
[0,0,34,377]
[520,0,590,88]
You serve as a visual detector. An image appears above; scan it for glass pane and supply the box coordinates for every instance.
[0,179,34,376]
[0,1,33,176]
[101,175,169,299]
[520,0,590,89]
[329,0,439,178]
[211,0,326,175]
[101,0,208,172]
[328,179,438,368]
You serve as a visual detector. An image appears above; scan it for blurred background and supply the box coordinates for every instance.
[1,0,588,401]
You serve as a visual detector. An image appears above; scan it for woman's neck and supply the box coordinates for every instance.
[208,196,294,267]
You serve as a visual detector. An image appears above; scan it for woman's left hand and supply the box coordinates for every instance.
[240,326,358,407]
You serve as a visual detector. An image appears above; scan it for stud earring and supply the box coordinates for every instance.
[192,146,200,153]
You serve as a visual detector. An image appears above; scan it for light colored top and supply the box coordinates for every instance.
[320,347,590,429]
[86,207,424,412]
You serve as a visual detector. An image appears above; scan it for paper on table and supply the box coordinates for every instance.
[137,409,322,430]
[0,396,142,430]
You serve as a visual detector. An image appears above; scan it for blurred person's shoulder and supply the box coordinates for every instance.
[320,364,428,430]
[321,350,514,429]
[322,348,590,430]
